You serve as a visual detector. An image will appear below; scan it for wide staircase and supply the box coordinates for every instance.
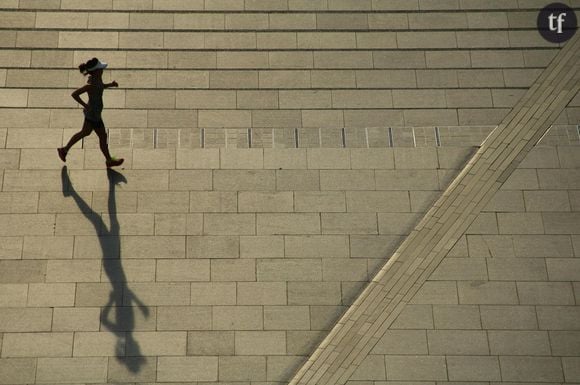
[0,1,579,384]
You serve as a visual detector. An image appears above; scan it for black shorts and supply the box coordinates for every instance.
[84,116,105,130]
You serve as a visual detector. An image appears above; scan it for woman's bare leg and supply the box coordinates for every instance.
[58,120,93,161]
[93,124,113,161]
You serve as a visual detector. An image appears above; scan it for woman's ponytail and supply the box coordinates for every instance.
[78,58,99,76]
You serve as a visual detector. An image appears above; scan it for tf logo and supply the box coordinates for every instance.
[537,2,577,43]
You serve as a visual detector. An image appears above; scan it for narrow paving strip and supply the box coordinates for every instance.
[290,32,580,385]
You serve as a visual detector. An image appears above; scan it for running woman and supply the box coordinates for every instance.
[58,57,124,168]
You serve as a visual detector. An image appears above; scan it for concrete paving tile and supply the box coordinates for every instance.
[214,170,275,191]
[125,283,190,306]
[322,213,378,235]
[187,331,233,355]
[487,257,547,281]
[0,358,37,384]
[204,213,255,235]
[550,331,580,356]
[546,258,580,281]
[72,332,119,357]
[322,258,368,281]
[312,70,356,90]
[0,260,46,283]
[0,308,52,332]
[168,170,212,191]
[371,330,428,354]
[466,212,498,235]
[238,282,286,305]
[346,191,410,213]
[500,356,563,382]
[321,170,375,191]
[27,283,75,307]
[0,192,38,214]
[267,355,307,382]
[543,212,580,234]
[22,236,74,259]
[298,32,356,49]
[525,190,571,212]
[538,169,580,190]
[276,170,320,191]
[191,282,236,305]
[375,170,439,190]
[190,192,237,213]
[137,191,189,213]
[484,190,525,212]
[385,355,447,381]
[333,89,393,109]
[107,355,157,382]
[211,258,255,281]
[433,304,481,329]
[431,258,488,281]
[264,305,309,330]
[258,259,322,282]
[218,356,266,381]
[350,355,386,381]
[157,306,211,330]
[46,259,101,283]
[187,236,239,259]
[480,305,539,330]
[489,330,551,356]
[0,283,28,307]
[287,282,341,305]
[447,356,501,382]
[235,331,285,355]
[411,281,458,305]
[121,235,185,259]
[52,307,100,332]
[427,330,489,355]
[157,356,218,382]
[3,170,63,192]
[287,330,326,355]
[286,235,348,258]
[205,31,256,49]
[213,306,263,330]
[314,291,354,326]
[458,281,518,305]
[239,191,293,213]
[156,259,209,282]
[74,282,119,307]
[257,213,320,235]
[240,236,284,258]
[512,234,574,258]
[378,213,422,235]
[154,213,187,235]
[36,357,107,383]
[0,149,20,169]
[350,235,403,259]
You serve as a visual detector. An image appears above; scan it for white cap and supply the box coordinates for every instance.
[87,59,108,72]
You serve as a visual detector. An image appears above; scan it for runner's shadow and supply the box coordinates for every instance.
[61,166,149,373]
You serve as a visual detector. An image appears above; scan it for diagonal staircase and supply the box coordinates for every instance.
[289,31,580,385]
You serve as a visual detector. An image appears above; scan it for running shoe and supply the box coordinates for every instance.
[106,157,124,168]
[57,148,67,162]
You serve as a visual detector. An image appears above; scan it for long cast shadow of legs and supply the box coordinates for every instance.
[61,166,149,373]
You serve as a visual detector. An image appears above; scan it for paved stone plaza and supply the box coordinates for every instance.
[0,0,579,384]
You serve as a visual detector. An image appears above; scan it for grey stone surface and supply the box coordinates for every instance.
[1,3,579,384]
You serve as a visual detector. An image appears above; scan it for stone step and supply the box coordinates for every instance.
[0,9,549,30]
[0,29,553,49]
[2,105,576,128]
[3,0,573,11]
[0,48,559,69]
